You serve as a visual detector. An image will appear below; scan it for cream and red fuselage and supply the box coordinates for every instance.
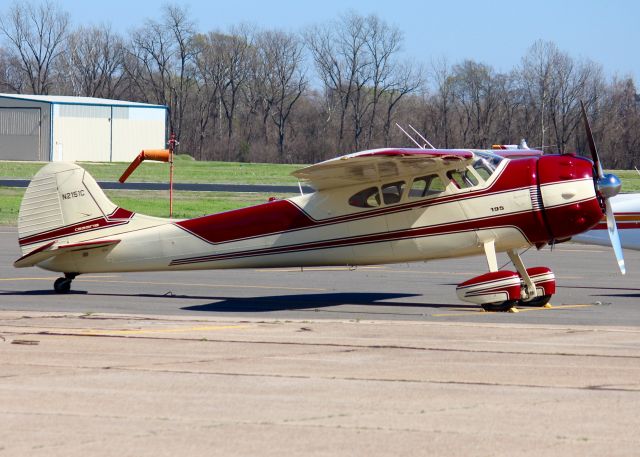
[19,154,603,274]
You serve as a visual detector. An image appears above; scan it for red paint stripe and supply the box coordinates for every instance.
[170,210,549,266]
[19,208,134,246]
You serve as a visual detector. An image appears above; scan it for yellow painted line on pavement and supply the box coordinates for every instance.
[432,310,485,317]
[0,277,58,281]
[518,303,595,312]
[73,279,325,291]
[432,303,594,317]
[0,275,121,281]
[0,277,324,291]
[255,266,384,272]
[83,324,250,336]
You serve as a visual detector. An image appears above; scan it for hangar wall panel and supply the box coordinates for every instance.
[0,98,50,161]
[111,107,166,162]
[52,105,111,162]
[0,108,41,160]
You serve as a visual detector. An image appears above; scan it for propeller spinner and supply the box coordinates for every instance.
[580,101,626,274]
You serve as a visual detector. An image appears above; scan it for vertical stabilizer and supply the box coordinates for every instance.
[17,162,123,254]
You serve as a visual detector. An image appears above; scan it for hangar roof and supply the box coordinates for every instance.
[0,93,167,109]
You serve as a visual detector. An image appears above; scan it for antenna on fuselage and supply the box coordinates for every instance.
[408,124,436,149]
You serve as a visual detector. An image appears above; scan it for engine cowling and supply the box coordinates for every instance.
[537,155,603,241]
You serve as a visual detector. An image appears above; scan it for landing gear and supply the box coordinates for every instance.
[455,243,556,312]
[53,273,78,294]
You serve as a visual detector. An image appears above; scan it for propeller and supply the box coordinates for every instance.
[580,101,625,274]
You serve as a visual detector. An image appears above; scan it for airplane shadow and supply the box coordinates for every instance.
[180,292,474,312]
[0,289,475,312]
[596,293,640,299]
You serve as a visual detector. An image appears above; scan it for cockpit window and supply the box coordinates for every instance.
[381,181,405,204]
[409,174,445,199]
[473,150,503,179]
[349,186,381,208]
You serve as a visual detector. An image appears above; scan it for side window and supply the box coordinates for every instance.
[409,174,445,199]
[473,161,492,181]
[349,186,381,208]
[447,169,478,189]
[381,181,405,205]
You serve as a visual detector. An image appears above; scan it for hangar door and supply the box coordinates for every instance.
[0,108,41,161]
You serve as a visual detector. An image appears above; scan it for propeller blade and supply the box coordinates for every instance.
[605,201,626,275]
[580,100,603,178]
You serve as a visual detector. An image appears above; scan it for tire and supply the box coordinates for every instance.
[53,277,71,294]
[519,294,552,307]
[481,300,516,312]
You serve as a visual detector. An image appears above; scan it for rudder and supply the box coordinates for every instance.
[17,162,125,254]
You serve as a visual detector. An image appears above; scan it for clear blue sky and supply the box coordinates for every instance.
[56,0,639,84]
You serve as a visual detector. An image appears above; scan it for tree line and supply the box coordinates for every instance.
[1,1,638,167]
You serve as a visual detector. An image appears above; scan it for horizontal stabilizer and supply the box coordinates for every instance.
[14,239,120,268]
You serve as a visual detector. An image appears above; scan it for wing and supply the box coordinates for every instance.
[292,148,474,190]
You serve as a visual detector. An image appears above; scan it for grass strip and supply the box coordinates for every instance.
[0,188,296,226]
[0,157,302,185]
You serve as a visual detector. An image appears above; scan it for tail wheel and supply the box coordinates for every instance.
[480,300,516,312]
[519,294,551,307]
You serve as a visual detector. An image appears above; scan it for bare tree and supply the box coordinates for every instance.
[451,60,500,147]
[305,12,370,149]
[381,61,423,146]
[257,30,307,160]
[126,4,196,145]
[429,57,455,147]
[361,15,403,148]
[0,46,25,92]
[0,0,68,94]
[62,25,126,98]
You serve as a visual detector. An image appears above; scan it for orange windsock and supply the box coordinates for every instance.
[142,149,170,162]
[118,149,171,183]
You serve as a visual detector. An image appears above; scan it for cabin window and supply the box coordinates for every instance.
[381,181,405,204]
[349,186,381,208]
[447,169,478,189]
[409,174,445,199]
[473,160,493,180]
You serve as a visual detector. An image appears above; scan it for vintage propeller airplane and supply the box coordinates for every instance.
[13,104,625,311]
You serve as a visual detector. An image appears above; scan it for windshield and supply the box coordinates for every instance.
[472,150,504,180]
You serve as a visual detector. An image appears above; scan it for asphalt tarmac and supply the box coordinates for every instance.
[1,226,640,325]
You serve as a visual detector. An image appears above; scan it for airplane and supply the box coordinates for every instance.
[13,104,626,312]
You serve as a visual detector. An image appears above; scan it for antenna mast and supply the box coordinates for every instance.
[408,124,436,149]
[395,123,424,149]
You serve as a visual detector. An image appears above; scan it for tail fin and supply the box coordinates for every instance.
[17,162,133,255]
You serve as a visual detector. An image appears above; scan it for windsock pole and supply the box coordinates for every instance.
[168,133,177,218]
[118,132,178,217]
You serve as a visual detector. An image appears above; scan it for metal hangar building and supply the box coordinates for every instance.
[0,94,167,162]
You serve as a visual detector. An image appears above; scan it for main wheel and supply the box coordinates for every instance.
[481,300,516,312]
[519,294,551,307]
[53,277,72,294]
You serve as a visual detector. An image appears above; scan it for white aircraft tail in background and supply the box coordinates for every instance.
[573,193,640,250]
